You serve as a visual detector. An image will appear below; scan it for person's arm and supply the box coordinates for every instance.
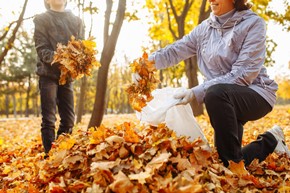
[150,24,202,70]
[33,15,55,65]
[193,17,266,103]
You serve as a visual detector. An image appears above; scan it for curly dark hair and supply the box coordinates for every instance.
[44,0,67,10]
[234,0,252,11]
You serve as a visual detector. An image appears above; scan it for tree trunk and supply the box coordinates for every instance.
[19,92,23,117]
[13,93,17,118]
[88,0,126,128]
[25,75,31,117]
[185,57,203,116]
[5,95,9,118]
[35,95,40,117]
[76,76,87,123]
[198,0,211,24]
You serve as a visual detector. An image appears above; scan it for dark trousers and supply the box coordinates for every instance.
[39,77,75,153]
[204,84,277,166]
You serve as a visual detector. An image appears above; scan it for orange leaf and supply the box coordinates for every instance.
[228,160,249,176]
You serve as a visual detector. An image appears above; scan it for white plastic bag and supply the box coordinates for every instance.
[136,87,210,150]
[136,87,181,126]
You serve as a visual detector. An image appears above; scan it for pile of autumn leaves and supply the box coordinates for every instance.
[0,117,290,192]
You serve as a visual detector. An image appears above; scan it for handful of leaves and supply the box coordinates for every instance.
[126,52,159,112]
[52,36,100,85]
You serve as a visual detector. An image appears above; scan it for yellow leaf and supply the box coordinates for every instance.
[59,138,76,150]
[82,39,96,49]
[3,165,12,175]
[279,186,290,192]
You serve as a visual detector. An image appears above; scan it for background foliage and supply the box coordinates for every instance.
[0,0,289,119]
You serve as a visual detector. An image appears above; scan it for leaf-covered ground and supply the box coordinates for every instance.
[0,105,289,192]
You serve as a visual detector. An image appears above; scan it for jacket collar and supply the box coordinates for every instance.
[207,9,256,29]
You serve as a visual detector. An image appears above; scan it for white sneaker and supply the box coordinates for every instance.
[267,125,290,158]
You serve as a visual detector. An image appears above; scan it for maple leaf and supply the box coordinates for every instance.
[91,170,114,187]
[147,152,171,170]
[228,160,266,188]
[192,148,212,167]
[62,155,84,168]
[58,136,76,150]
[90,160,121,172]
[89,125,113,145]
[105,135,125,145]
[170,155,193,171]
[128,169,152,184]
[228,160,249,176]
[123,122,140,143]
[109,171,134,193]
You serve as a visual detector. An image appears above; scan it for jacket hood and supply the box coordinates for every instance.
[208,9,257,29]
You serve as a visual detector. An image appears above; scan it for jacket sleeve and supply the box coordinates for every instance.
[150,25,201,69]
[33,15,55,65]
[192,17,266,103]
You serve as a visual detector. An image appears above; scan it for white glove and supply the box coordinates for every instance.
[131,72,141,85]
[173,88,196,105]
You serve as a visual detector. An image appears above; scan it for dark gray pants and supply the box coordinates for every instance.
[39,77,75,153]
[204,84,277,166]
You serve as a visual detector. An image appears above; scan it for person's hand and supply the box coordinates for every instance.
[174,88,196,105]
[131,72,141,85]
[131,54,155,85]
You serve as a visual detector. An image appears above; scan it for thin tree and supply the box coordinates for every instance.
[76,1,98,123]
[88,0,126,128]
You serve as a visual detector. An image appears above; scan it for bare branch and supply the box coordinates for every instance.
[168,0,178,21]
[199,0,210,24]
[0,0,29,66]
[167,0,194,39]
[166,2,178,40]
[0,15,34,42]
